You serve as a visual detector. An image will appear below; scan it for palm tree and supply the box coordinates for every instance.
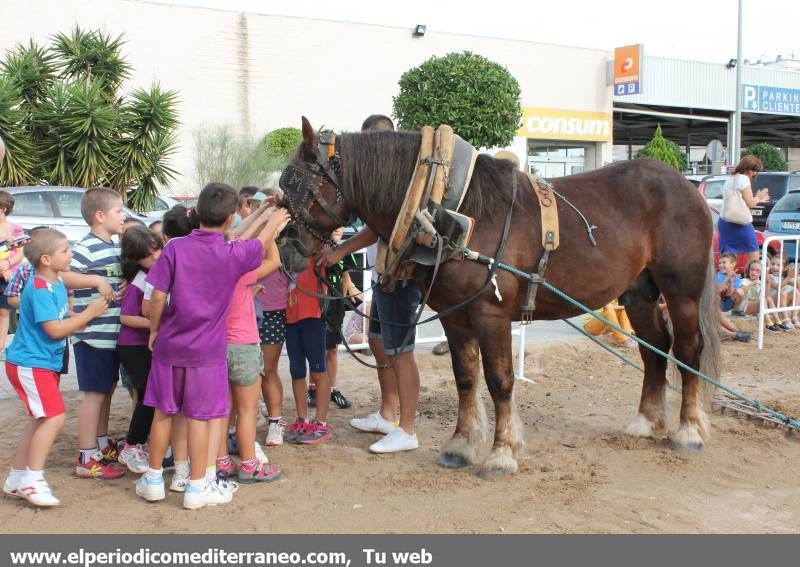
[0,27,178,211]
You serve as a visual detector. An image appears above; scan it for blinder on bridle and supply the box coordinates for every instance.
[279,129,356,256]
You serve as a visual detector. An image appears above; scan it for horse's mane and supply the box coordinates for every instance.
[338,130,513,222]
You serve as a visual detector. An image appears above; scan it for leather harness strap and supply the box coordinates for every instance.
[521,173,561,324]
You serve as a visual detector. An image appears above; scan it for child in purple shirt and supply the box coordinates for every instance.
[116,226,163,474]
[136,183,289,511]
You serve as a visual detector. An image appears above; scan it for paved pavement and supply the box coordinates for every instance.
[0,313,586,400]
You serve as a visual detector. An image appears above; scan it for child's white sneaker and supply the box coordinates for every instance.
[369,428,419,454]
[135,474,166,502]
[18,478,60,507]
[183,481,232,510]
[265,418,286,447]
[214,474,240,494]
[169,470,189,493]
[119,444,149,475]
[3,476,19,497]
[254,441,269,465]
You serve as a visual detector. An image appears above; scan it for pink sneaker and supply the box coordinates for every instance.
[284,418,307,444]
[296,420,332,445]
[216,456,238,479]
[237,462,282,483]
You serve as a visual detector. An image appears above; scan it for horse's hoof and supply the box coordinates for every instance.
[671,441,704,453]
[438,453,469,469]
[624,414,655,438]
[477,446,518,479]
[670,423,705,451]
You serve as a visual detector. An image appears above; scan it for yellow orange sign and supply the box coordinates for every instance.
[517,107,613,142]
[614,44,641,84]
[614,44,643,95]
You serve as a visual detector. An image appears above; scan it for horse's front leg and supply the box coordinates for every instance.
[476,312,523,477]
[439,321,486,468]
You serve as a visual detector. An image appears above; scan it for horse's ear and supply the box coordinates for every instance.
[300,116,318,162]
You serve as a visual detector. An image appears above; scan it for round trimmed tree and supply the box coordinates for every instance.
[741,142,787,171]
[392,51,522,149]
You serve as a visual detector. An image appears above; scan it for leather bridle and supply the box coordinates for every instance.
[278,131,356,256]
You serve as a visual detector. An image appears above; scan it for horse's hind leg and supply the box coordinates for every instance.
[439,321,487,468]
[475,313,523,477]
[665,296,708,450]
[624,296,672,439]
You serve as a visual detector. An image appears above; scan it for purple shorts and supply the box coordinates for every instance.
[143,359,230,420]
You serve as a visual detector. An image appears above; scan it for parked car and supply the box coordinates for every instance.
[763,190,800,261]
[708,204,779,273]
[6,186,146,243]
[136,193,180,226]
[173,195,198,209]
[684,174,705,188]
[698,172,800,230]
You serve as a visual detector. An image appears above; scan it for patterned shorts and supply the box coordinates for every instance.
[227,343,264,387]
[259,310,287,345]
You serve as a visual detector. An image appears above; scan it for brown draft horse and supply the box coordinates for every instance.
[282,117,720,477]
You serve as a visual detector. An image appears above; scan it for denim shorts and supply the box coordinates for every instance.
[368,281,422,356]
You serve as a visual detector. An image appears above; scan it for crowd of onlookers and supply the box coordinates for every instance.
[716,251,799,341]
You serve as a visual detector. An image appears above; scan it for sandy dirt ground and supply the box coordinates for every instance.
[2,319,799,534]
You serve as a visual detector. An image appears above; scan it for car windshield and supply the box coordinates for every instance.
[753,174,790,201]
[773,192,800,213]
[704,179,726,199]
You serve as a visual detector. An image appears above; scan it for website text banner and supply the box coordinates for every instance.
[1,535,798,567]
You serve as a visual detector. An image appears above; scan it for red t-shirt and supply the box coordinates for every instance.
[286,258,326,324]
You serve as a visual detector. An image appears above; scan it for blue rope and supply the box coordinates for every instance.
[560,318,643,373]
[463,248,800,430]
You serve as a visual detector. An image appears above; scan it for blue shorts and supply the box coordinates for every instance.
[74,341,120,394]
[368,282,422,356]
[286,317,326,379]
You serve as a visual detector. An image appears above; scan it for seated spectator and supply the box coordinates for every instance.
[735,260,783,333]
[766,255,796,331]
[716,252,744,313]
[780,261,800,327]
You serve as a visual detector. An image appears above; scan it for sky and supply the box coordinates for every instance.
[150,0,800,65]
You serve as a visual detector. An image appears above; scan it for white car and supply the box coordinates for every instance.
[6,186,146,243]
[137,193,180,225]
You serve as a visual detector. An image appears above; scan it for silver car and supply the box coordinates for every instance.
[5,186,145,242]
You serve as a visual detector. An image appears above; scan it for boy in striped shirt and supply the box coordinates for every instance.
[60,188,126,479]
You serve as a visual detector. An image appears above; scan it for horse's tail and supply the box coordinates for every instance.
[698,249,722,408]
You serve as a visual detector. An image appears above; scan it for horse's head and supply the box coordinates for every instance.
[277,117,355,258]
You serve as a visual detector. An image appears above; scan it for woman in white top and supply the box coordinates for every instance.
[718,155,770,261]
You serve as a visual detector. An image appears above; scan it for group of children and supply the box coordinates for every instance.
[0,182,355,509]
[716,251,800,338]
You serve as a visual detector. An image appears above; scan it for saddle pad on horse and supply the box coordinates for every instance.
[384,125,479,284]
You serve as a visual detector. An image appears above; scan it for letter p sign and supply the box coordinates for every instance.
[743,85,758,111]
